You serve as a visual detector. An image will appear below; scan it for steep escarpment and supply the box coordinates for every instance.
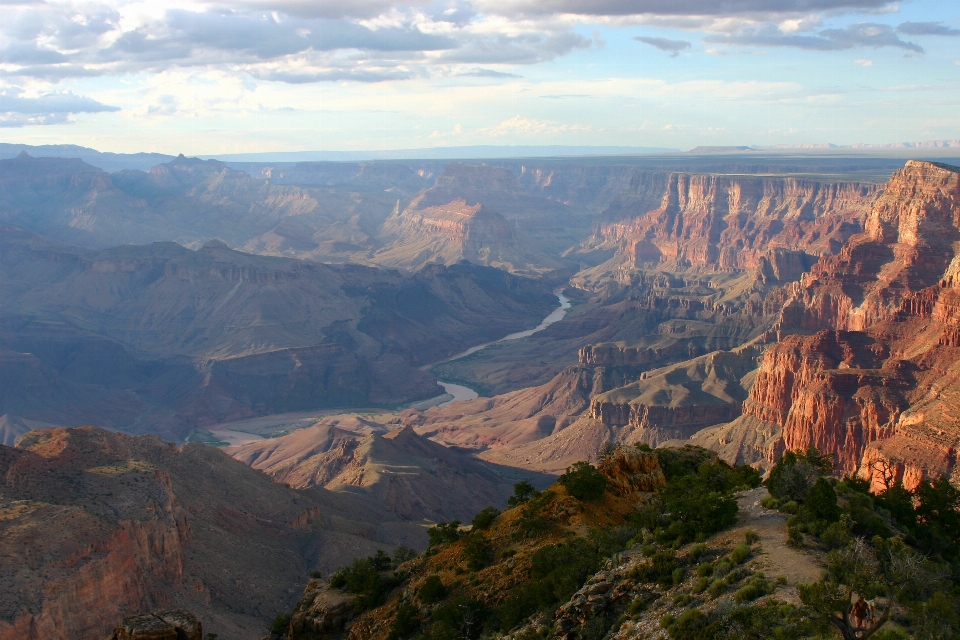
[698,161,960,488]
[0,427,419,640]
[576,173,878,278]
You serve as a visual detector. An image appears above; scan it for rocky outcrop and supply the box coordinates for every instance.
[283,580,355,640]
[0,426,422,640]
[778,161,960,333]
[372,163,572,275]
[230,425,519,523]
[111,610,202,640]
[597,447,665,496]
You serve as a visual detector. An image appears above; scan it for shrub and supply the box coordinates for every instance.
[428,521,463,547]
[392,545,418,566]
[696,563,713,577]
[498,538,602,630]
[559,462,607,501]
[418,575,446,604]
[471,506,500,530]
[689,543,709,560]
[271,613,291,634]
[507,480,538,507]
[463,533,493,571]
[780,500,799,515]
[766,447,832,503]
[328,556,396,613]
[744,530,760,544]
[730,543,751,565]
[799,477,841,524]
[672,594,693,607]
[425,597,490,640]
[707,578,728,599]
[387,603,420,640]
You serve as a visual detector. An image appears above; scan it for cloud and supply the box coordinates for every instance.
[854,58,872,66]
[706,22,923,52]
[439,31,591,64]
[477,115,593,137]
[455,67,523,77]
[634,36,691,56]
[0,87,119,127]
[897,22,960,37]
[476,0,897,17]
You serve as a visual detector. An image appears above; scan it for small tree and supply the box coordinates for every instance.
[767,446,833,503]
[471,506,500,530]
[507,481,537,507]
[559,461,607,502]
[799,536,933,640]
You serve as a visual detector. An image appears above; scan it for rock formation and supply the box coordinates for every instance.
[575,173,878,279]
[230,425,527,522]
[111,610,202,640]
[695,161,960,489]
[0,426,424,640]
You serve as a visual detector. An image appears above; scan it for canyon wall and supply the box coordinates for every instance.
[702,161,960,488]
[580,173,879,273]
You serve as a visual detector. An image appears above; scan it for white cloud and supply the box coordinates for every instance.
[855,58,873,66]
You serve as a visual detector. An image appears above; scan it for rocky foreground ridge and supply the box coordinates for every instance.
[0,426,454,640]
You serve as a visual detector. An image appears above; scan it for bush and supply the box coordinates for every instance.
[766,447,832,503]
[559,462,607,501]
[471,506,500,530]
[428,521,463,547]
[498,538,601,630]
[328,556,396,613]
[799,477,841,524]
[424,597,491,640]
[463,533,493,571]
[387,603,420,640]
[744,530,760,544]
[730,544,751,565]
[418,575,446,604]
[392,545,418,566]
[507,480,538,507]
[271,613,291,634]
[689,543,709,560]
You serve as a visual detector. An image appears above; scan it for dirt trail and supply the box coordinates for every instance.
[722,487,822,600]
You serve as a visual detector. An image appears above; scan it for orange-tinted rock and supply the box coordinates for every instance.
[597,447,666,496]
[583,174,878,272]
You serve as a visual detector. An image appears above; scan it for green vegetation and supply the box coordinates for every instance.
[417,575,446,604]
[632,446,761,546]
[427,521,463,547]
[506,480,538,507]
[470,506,500,530]
[499,538,603,629]
[761,448,960,640]
[558,461,607,501]
[328,550,399,614]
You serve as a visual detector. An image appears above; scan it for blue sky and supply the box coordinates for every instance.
[0,0,957,154]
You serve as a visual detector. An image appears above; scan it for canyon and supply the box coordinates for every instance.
[6,148,960,638]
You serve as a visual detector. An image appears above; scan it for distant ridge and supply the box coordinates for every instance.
[199,145,680,162]
[0,143,174,172]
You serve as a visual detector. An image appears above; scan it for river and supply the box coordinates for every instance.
[430,290,571,407]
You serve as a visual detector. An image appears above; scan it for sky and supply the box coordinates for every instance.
[0,0,958,154]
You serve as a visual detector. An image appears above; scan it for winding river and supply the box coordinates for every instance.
[428,290,571,407]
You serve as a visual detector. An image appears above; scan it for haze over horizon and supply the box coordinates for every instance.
[0,0,957,156]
